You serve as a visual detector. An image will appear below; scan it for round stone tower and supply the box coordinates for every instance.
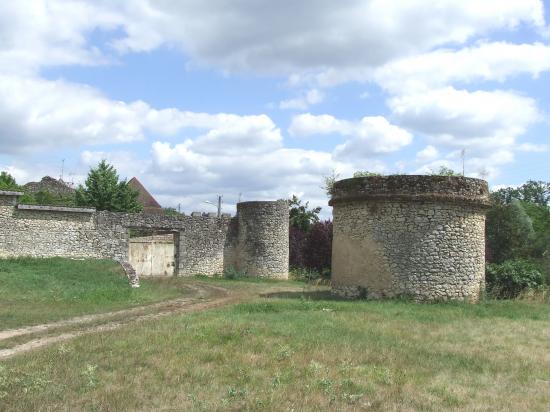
[329,175,491,302]
[235,200,289,279]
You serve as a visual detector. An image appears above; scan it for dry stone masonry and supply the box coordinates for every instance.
[225,201,289,278]
[329,175,491,302]
[0,191,289,280]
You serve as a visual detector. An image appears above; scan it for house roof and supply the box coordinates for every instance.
[128,177,162,210]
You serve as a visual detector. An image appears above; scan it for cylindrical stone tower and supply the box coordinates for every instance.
[235,200,289,279]
[329,175,491,302]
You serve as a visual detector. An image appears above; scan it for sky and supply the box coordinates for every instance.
[0,0,549,217]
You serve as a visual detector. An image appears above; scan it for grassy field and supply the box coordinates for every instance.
[1,288,549,411]
[0,257,194,329]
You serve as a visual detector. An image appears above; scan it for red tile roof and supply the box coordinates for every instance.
[128,177,163,213]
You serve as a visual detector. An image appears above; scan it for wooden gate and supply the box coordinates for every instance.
[128,234,176,277]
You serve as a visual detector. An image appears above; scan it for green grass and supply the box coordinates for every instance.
[0,257,190,329]
[1,291,549,411]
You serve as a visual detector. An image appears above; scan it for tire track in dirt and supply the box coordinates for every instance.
[0,283,234,359]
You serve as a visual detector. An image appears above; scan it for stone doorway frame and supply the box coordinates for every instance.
[127,228,180,277]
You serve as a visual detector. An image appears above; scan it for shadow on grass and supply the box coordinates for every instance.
[261,290,346,301]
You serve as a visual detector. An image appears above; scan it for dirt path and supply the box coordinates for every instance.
[0,282,236,360]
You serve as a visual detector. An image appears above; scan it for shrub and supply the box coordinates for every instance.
[486,259,544,299]
[303,220,332,273]
[289,221,333,280]
[289,225,307,269]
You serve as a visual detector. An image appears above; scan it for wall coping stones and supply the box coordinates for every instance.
[329,175,491,208]
[0,190,24,196]
[17,204,96,213]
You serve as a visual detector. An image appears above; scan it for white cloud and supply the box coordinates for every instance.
[148,142,357,216]
[416,145,439,162]
[2,1,545,76]
[388,86,543,175]
[389,87,539,151]
[0,0,548,213]
[0,1,121,74]
[374,42,550,94]
[288,113,345,136]
[289,113,412,160]
[0,74,148,153]
[108,0,544,74]
[0,74,283,155]
[516,142,549,152]
[279,89,324,110]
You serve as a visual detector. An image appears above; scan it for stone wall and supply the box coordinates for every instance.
[226,200,289,278]
[0,191,289,279]
[0,202,100,259]
[329,176,491,302]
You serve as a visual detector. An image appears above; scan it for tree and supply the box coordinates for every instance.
[0,171,18,190]
[288,195,321,232]
[75,160,142,212]
[486,200,534,263]
[492,181,549,206]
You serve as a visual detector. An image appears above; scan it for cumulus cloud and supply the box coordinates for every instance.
[374,42,550,93]
[389,87,539,151]
[147,142,356,215]
[0,75,148,153]
[2,1,545,76]
[108,0,544,73]
[516,142,549,152]
[279,89,324,110]
[0,1,120,74]
[0,74,283,155]
[416,145,439,162]
[0,0,548,211]
[289,113,413,159]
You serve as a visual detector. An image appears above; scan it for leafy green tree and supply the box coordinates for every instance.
[288,195,321,232]
[486,200,534,263]
[0,171,18,190]
[75,160,142,212]
[492,180,549,206]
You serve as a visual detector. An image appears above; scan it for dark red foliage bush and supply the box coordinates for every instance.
[303,220,332,273]
[290,220,332,275]
[289,225,307,268]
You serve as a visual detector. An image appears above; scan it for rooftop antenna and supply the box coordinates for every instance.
[460,149,466,176]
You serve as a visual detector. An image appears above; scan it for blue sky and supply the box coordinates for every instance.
[1,1,549,216]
